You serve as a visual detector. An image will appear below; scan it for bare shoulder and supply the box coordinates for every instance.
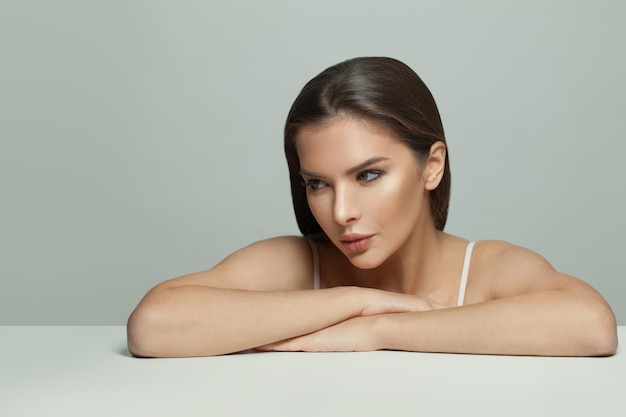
[471,240,594,301]
[159,236,316,291]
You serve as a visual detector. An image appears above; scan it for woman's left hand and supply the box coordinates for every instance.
[256,316,379,352]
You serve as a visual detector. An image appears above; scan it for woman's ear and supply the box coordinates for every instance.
[423,141,446,191]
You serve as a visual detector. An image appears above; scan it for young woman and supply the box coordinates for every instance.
[127,57,617,357]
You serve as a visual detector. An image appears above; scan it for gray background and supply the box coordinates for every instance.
[1,0,624,325]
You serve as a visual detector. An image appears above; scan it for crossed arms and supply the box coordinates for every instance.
[127,237,617,357]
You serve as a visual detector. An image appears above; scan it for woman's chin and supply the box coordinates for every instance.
[344,252,384,270]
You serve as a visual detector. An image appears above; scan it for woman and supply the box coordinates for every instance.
[127,57,617,357]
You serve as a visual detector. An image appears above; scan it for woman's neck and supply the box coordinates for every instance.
[355,228,467,305]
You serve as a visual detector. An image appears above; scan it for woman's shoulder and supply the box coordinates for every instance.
[468,239,568,301]
[162,236,317,292]
[220,235,317,288]
[472,240,554,272]
[223,235,318,261]
[234,235,313,255]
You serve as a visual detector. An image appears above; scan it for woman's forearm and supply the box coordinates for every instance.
[127,285,364,357]
[373,289,617,356]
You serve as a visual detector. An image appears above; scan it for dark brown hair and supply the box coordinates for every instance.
[284,57,450,237]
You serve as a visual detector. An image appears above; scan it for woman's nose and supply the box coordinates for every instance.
[332,186,361,225]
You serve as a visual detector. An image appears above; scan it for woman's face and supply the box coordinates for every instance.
[296,117,433,269]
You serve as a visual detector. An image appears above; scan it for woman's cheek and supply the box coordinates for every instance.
[308,194,331,228]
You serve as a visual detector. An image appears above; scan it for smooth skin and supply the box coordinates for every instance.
[127,117,617,357]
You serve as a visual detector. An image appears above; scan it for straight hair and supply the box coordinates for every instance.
[284,57,450,237]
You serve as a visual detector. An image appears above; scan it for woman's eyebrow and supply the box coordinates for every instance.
[300,156,389,177]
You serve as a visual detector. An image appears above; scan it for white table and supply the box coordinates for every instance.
[1,326,623,417]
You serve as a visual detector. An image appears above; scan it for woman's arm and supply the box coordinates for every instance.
[128,284,361,357]
[380,243,618,356]
[261,278,616,356]
[127,236,437,357]
[127,236,342,357]
[373,281,617,356]
[261,243,618,356]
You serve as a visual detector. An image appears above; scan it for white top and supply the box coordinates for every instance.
[309,240,476,307]
[457,241,475,307]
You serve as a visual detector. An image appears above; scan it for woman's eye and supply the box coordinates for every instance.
[358,170,383,182]
[305,179,327,190]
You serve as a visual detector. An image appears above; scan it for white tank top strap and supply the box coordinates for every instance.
[457,241,475,307]
[307,239,320,290]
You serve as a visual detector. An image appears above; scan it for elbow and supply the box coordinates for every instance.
[126,285,228,358]
[127,294,176,358]
[127,305,159,358]
[127,283,183,358]
[577,297,618,357]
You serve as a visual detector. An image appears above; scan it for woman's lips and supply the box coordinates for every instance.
[339,234,374,252]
